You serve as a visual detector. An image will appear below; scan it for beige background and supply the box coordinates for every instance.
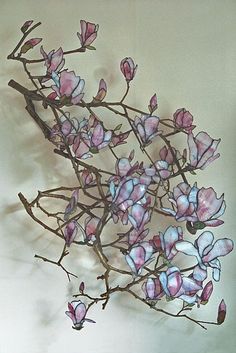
[0,0,236,352]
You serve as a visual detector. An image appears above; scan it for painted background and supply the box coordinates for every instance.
[0,1,235,352]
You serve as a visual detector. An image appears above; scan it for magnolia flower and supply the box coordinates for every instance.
[142,277,164,300]
[162,182,226,228]
[64,220,78,246]
[72,134,92,159]
[173,108,195,133]
[119,228,149,245]
[145,160,171,183]
[217,299,226,324]
[52,70,85,105]
[93,79,107,102]
[89,123,112,151]
[159,146,176,164]
[134,115,161,145]
[64,189,79,221]
[84,216,100,242]
[175,231,234,281]
[77,20,99,48]
[148,94,158,114]
[159,266,202,304]
[159,226,183,260]
[40,46,65,81]
[188,131,220,170]
[81,168,95,185]
[128,203,150,230]
[113,157,140,180]
[125,242,153,275]
[65,300,95,330]
[120,57,137,82]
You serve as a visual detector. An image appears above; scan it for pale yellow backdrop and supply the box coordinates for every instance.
[0,1,236,353]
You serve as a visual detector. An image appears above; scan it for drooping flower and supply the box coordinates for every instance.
[175,231,234,281]
[188,131,220,170]
[77,20,99,48]
[162,182,226,229]
[173,108,195,133]
[93,79,107,102]
[159,226,183,260]
[134,115,161,145]
[142,277,164,300]
[84,216,100,242]
[148,94,158,114]
[159,266,202,304]
[120,57,137,82]
[52,70,85,105]
[40,46,65,81]
[125,242,153,275]
[64,220,78,246]
[65,300,95,330]
[217,299,226,324]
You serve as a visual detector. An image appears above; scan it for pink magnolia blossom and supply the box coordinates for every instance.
[84,216,100,242]
[65,300,95,330]
[148,94,158,114]
[40,46,65,81]
[52,70,85,105]
[77,20,99,48]
[217,299,226,324]
[162,182,226,228]
[64,220,78,246]
[188,131,220,170]
[125,242,153,275]
[134,115,161,145]
[159,146,176,164]
[173,108,195,133]
[72,134,92,159]
[128,203,150,230]
[93,79,107,102]
[175,231,234,281]
[119,228,149,245]
[142,277,164,300]
[159,226,183,260]
[120,57,137,82]
[89,123,112,151]
[159,266,202,304]
[145,160,171,183]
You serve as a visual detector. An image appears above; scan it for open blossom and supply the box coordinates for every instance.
[175,231,234,281]
[145,160,171,183]
[159,266,202,304]
[72,134,92,159]
[64,220,78,246]
[142,277,164,300]
[128,203,150,230]
[89,123,112,151]
[120,57,137,82]
[77,20,99,47]
[125,242,153,275]
[188,131,220,170]
[173,108,195,133]
[65,300,95,330]
[159,226,183,260]
[134,115,161,145]
[52,70,85,105]
[162,182,226,228]
[40,46,65,81]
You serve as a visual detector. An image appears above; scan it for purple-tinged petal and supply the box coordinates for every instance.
[217,299,226,324]
[202,238,234,263]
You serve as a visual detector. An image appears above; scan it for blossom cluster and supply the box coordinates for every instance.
[8,19,234,332]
